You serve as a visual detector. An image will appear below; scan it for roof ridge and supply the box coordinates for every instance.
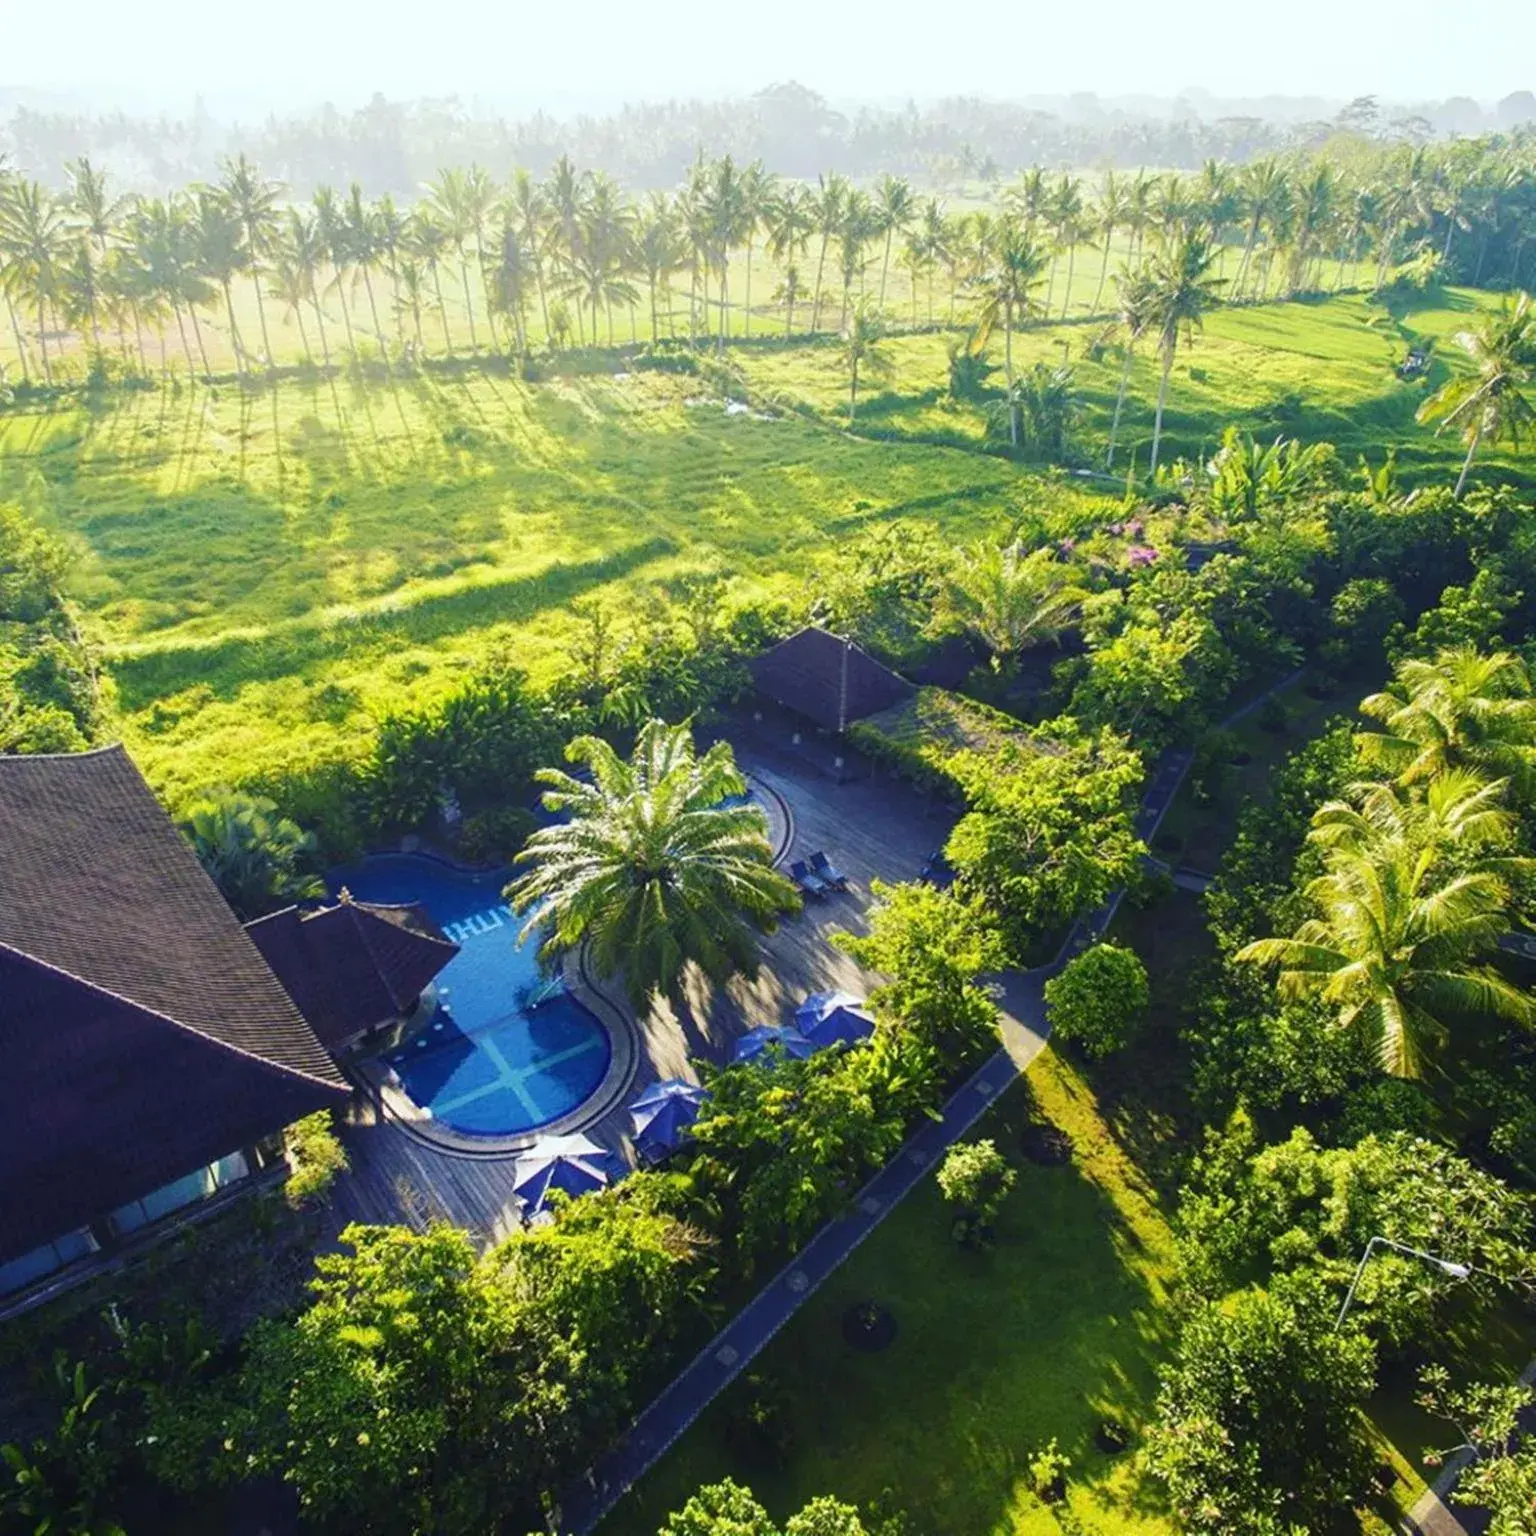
[344,903,456,1010]
[0,938,348,1095]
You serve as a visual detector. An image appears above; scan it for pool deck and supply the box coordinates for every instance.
[324,725,960,1248]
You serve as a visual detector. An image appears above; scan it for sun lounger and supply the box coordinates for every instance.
[810,850,849,889]
[790,859,829,898]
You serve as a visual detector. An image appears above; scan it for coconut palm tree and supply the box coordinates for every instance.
[942,541,1089,667]
[1048,175,1089,319]
[1416,291,1536,498]
[772,264,804,336]
[219,155,282,372]
[699,156,749,351]
[1145,234,1224,476]
[0,179,68,385]
[808,171,849,334]
[65,157,124,361]
[403,208,454,356]
[0,159,34,381]
[506,719,799,1006]
[1357,645,1536,791]
[343,183,389,350]
[840,300,891,423]
[192,188,252,378]
[635,192,687,342]
[1091,170,1128,314]
[1105,265,1154,469]
[509,169,552,341]
[836,189,874,330]
[425,167,481,353]
[966,223,1049,448]
[738,160,776,339]
[281,209,332,368]
[1238,774,1535,1078]
[873,173,915,310]
[1233,158,1285,301]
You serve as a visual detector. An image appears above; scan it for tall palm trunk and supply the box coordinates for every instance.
[717,263,730,355]
[1149,338,1175,477]
[293,302,313,366]
[811,232,830,333]
[221,281,246,378]
[1044,253,1058,316]
[649,274,659,343]
[430,267,452,357]
[4,293,31,382]
[1454,425,1483,499]
[744,240,753,338]
[457,252,479,352]
[1234,218,1261,300]
[189,304,212,376]
[361,264,388,351]
[879,228,894,308]
[1092,230,1114,313]
[475,237,501,355]
[252,273,274,372]
[335,272,359,355]
[35,297,53,386]
[170,300,194,378]
[1060,244,1076,320]
[130,303,148,375]
[311,294,332,368]
[1004,303,1018,450]
[1107,342,1136,467]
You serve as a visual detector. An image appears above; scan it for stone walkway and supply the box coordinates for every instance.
[555,744,1196,1534]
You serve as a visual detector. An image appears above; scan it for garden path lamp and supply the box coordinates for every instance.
[1334,1235,1472,1331]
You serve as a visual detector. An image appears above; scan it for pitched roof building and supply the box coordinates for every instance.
[747,627,915,734]
[247,897,458,1055]
[0,746,349,1300]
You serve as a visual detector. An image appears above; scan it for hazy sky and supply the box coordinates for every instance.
[8,0,1536,111]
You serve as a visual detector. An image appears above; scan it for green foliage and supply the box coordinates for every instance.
[838,881,1004,1063]
[453,804,536,865]
[179,787,321,921]
[811,521,948,668]
[0,1357,126,1536]
[283,1111,349,1209]
[659,1479,874,1536]
[690,1043,920,1262]
[945,727,1145,959]
[1177,1117,1532,1347]
[1417,1365,1536,1535]
[508,720,799,1005]
[1026,1437,1071,1502]
[1396,567,1521,658]
[848,686,1033,795]
[1325,576,1404,669]
[1143,1279,1376,1535]
[1043,942,1150,1058]
[936,1140,1016,1226]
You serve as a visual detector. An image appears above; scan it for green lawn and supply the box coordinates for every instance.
[603,1048,1180,1536]
[0,368,1101,806]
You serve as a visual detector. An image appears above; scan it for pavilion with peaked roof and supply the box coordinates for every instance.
[247,895,459,1056]
[748,626,915,736]
[0,745,350,1310]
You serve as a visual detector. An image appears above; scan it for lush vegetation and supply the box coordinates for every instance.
[7,110,1536,1536]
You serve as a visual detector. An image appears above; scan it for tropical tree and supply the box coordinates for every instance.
[192,188,251,378]
[808,171,848,334]
[1416,291,1536,498]
[873,173,915,309]
[634,193,685,343]
[219,154,282,371]
[838,300,890,424]
[0,179,68,384]
[1091,169,1128,313]
[1238,773,1536,1077]
[425,168,482,352]
[1357,645,1536,790]
[941,540,1088,666]
[181,788,322,921]
[1145,234,1224,476]
[507,720,799,1005]
[966,223,1049,448]
[1105,265,1154,468]
[738,160,775,338]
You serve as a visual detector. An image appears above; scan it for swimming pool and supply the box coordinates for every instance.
[326,853,612,1138]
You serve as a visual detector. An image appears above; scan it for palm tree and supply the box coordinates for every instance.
[425,168,481,353]
[282,209,332,368]
[0,160,34,381]
[0,179,68,384]
[403,209,454,356]
[1416,292,1536,498]
[65,157,124,363]
[1145,234,1224,476]
[343,183,389,350]
[1233,158,1285,301]
[634,193,686,343]
[507,719,799,1006]
[840,300,891,423]
[1105,265,1154,469]
[942,541,1088,667]
[1091,170,1128,314]
[738,160,775,339]
[699,156,748,352]
[967,223,1049,448]
[1357,645,1536,790]
[509,169,552,342]
[1048,175,1088,320]
[219,155,282,372]
[772,264,804,336]
[836,189,874,330]
[809,171,848,334]
[312,185,360,357]
[1238,774,1535,1078]
[192,188,250,378]
[873,173,915,310]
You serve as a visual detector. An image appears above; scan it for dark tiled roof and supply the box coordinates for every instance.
[0,745,347,1263]
[247,900,458,1053]
[0,947,342,1261]
[748,627,914,733]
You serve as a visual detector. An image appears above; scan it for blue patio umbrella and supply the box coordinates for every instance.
[796,990,876,1049]
[513,1133,618,1213]
[733,1025,816,1065]
[629,1078,707,1157]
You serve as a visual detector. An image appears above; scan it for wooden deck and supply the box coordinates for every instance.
[325,728,958,1246]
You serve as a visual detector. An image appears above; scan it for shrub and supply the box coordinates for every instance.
[283,1112,349,1208]
[1044,942,1149,1058]
[936,1140,1016,1232]
[1027,1437,1071,1502]
[455,805,537,866]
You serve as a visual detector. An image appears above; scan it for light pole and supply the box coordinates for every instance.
[1335,1235,1471,1331]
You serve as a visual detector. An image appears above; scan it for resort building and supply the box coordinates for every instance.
[0,746,351,1314]
[748,625,914,736]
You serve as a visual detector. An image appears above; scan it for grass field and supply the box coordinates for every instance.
[603,1048,1180,1536]
[0,367,1083,803]
[0,284,1524,810]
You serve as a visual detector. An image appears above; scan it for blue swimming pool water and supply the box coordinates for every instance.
[326,854,612,1137]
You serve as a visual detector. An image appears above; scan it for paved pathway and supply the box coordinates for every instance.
[555,743,1195,1535]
